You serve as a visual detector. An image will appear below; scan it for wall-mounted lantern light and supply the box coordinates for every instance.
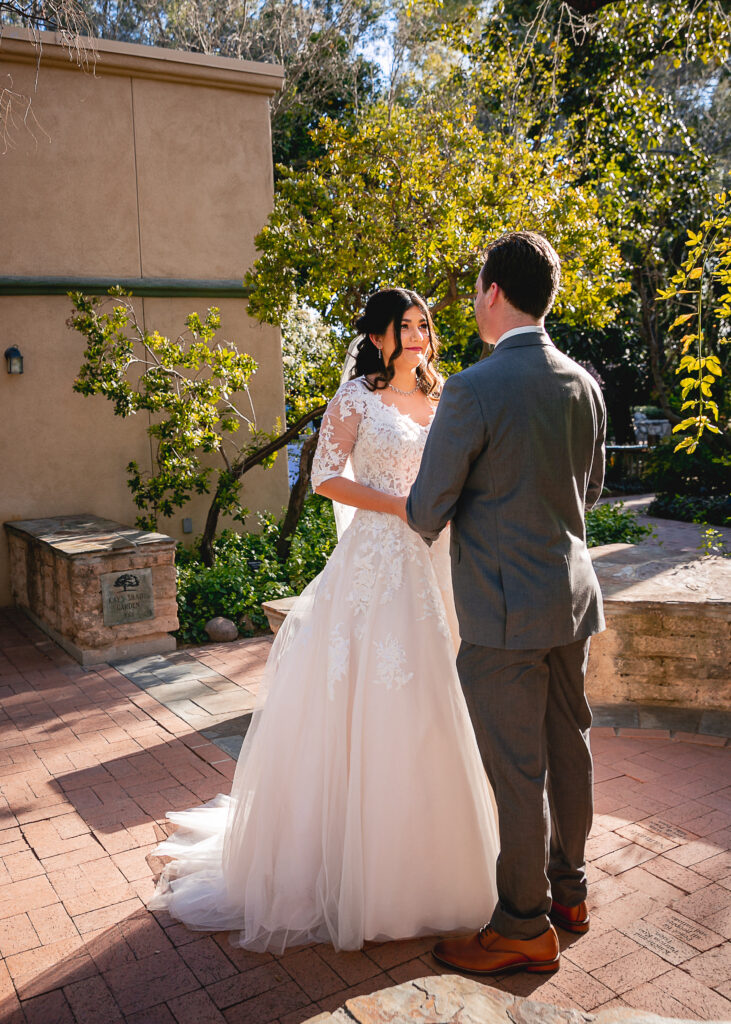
[4,347,23,375]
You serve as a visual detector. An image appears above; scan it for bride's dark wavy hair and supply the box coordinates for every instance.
[350,288,442,397]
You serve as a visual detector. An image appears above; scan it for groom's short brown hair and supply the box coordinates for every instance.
[479,231,561,319]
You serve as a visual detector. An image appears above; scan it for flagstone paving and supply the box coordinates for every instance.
[2,607,731,1023]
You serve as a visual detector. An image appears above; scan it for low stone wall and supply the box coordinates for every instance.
[587,601,730,710]
[262,597,295,634]
[5,514,178,665]
[588,542,730,713]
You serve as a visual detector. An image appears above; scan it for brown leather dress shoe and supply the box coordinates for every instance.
[432,924,560,975]
[549,899,590,934]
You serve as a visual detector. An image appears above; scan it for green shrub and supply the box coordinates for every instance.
[645,438,730,498]
[641,437,731,527]
[647,493,730,528]
[175,495,337,643]
[284,495,338,592]
[585,502,653,547]
[698,528,730,558]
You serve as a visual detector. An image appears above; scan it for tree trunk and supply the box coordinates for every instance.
[275,431,319,563]
[200,486,224,568]
[605,392,634,445]
[636,268,680,426]
[199,403,327,566]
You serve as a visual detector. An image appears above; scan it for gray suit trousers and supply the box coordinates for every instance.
[457,638,593,940]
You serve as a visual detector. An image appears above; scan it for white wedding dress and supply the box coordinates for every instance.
[149,377,499,952]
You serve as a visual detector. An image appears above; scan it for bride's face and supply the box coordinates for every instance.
[373,305,430,371]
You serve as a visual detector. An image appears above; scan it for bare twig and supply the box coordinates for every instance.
[0,0,96,151]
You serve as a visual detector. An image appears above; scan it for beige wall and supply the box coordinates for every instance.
[0,31,288,606]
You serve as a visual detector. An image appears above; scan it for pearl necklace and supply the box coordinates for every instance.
[388,380,420,396]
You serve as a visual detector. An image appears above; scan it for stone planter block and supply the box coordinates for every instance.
[4,514,179,666]
[262,596,297,635]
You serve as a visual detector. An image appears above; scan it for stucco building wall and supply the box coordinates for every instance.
[0,29,288,606]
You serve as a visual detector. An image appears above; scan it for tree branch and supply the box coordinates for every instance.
[235,403,327,478]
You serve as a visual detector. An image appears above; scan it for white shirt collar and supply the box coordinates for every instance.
[494,324,547,348]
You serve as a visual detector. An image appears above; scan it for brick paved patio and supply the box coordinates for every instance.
[1,607,731,1024]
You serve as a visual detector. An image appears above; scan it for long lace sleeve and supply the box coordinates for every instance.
[311,380,365,489]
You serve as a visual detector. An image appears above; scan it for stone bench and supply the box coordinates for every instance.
[5,514,178,666]
[261,596,296,635]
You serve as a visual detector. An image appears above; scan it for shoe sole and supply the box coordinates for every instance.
[432,950,560,976]
[549,914,590,934]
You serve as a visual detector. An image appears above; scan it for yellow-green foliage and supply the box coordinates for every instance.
[658,192,730,453]
[246,101,628,352]
[69,291,271,530]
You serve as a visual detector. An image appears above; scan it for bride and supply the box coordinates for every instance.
[149,287,499,952]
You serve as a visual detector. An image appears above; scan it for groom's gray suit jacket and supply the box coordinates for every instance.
[407,330,606,650]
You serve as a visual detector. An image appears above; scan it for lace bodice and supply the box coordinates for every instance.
[312,377,433,496]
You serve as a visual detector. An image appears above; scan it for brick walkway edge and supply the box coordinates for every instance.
[1,607,731,1024]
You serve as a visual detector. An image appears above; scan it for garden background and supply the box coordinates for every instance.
[1,0,729,639]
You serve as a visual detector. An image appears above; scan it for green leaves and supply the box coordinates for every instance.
[657,192,731,455]
[246,100,628,356]
[585,502,653,549]
[68,291,269,535]
[280,304,342,418]
[670,314,694,330]
[175,496,338,642]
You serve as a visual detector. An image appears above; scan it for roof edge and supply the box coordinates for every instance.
[0,26,285,95]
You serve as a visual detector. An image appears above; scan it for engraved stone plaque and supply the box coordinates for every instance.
[617,822,678,854]
[647,908,723,951]
[621,920,696,965]
[101,568,155,625]
[644,818,699,843]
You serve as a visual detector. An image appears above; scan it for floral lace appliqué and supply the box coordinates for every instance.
[311,379,369,489]
[373,634,413,691]
[312,378,431,497]
[347,547,379,618]
[416,573,451,640]
[327,623,350,701]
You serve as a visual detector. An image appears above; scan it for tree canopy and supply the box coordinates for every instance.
[247,101,628,360]
[416,0,731,441]
[6,0,729,454]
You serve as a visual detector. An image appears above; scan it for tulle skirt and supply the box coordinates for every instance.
[149,512,499,951]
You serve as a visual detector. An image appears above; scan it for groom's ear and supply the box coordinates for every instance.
[487,281,501,308]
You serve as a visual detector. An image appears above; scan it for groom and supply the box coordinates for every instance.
[407,231,606,975]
